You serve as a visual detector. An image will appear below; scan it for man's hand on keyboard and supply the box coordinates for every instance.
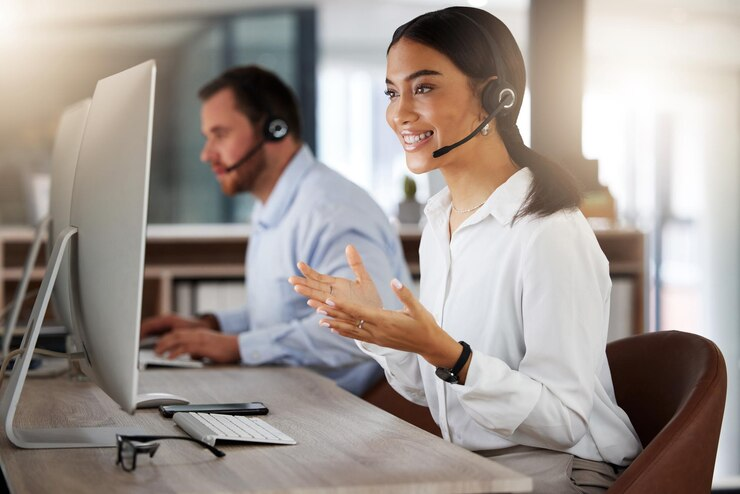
[154,328,240,364]
[141,314,220,339]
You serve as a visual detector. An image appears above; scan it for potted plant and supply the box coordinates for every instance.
[397,175,422,224]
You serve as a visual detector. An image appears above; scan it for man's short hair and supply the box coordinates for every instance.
[198,65,302,140]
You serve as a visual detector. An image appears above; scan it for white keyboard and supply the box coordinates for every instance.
[138,349,204,370]
[173,412,296,446]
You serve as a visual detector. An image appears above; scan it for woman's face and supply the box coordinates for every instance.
[385,38,484,175]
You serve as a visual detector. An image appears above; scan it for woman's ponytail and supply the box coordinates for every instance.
[499,124,581,222]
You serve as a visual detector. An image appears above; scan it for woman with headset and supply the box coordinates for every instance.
[289,7,641,492]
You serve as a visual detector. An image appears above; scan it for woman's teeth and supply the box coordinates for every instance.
[403,131,433,144]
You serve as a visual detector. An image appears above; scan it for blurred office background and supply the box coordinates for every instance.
[0,0,737,486]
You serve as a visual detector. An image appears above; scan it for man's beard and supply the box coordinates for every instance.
[220,149,267,196]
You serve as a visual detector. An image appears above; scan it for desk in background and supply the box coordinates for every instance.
[0,367,531,493]
[0,223,646,335]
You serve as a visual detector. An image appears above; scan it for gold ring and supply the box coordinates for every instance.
[357,320,365,330]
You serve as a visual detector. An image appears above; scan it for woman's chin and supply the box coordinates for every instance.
[404,156,436,175]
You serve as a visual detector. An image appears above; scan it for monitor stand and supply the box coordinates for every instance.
[2,216,49,358]
[0,226,142,448]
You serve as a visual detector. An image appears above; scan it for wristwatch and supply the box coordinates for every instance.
[435,341,472,384]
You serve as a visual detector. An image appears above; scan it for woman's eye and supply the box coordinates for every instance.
[414,85,432,95]
[384,89,398,100]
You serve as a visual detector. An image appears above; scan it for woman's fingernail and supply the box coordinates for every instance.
[391,278,403,290]
[326,299,336,307]
[320,321,331,327]
[317,309,328,315]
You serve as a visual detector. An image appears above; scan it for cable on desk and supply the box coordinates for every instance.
[0,347,70,387]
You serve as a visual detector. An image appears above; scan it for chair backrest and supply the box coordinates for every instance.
[607,331,727,493]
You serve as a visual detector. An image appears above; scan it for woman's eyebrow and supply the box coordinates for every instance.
[385,69,443,85]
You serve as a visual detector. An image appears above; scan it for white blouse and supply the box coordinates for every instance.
[360,168,642,466]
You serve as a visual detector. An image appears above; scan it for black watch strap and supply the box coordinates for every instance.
[435,341,472,384]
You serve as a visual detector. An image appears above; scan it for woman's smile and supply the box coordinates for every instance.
[400,129,434,151]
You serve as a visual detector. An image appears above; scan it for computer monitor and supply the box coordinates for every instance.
[0,60,156,448]
[48,99,91,344]
[2,98,91,358]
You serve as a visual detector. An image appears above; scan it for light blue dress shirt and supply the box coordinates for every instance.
[214,145,411,395]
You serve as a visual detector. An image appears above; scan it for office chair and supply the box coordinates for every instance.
[607,330,727,493]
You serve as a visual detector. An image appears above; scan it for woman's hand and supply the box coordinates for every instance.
[289,244,383,309]
[314,278,461,370]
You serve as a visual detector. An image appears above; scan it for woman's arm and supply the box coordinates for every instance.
[453,215,610,450]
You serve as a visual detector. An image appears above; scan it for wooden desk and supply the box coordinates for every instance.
[0,367,532,493]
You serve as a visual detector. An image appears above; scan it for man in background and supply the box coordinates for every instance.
[141,66,410,395]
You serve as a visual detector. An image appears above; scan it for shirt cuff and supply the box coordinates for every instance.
[356,340,427,406]
[213,307,250,335]
[452,351,542,436]
[237,327,292,365]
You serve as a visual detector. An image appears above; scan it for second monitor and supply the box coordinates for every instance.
[0,59,161,448]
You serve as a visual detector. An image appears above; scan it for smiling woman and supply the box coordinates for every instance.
[290,6,642,494]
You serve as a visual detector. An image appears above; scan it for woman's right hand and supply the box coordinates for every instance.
[289,244,383,310]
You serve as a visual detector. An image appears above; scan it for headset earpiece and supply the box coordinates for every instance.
[481,80,516,116]
[481,81,499,114]
[264,116,289,142]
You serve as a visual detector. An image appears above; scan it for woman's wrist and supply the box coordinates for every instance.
[422,331,462,368]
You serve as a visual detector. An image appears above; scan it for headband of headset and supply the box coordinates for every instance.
[454,11,517,116]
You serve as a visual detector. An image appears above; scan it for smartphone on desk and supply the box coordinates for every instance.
[159,402,269,418]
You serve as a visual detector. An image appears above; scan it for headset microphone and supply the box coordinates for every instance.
[432,11,518,160]
[222,116,289,172]
[223,141,265,172]
[432,89,514,159]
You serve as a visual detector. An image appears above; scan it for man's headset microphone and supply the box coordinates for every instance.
[222,115,289,173]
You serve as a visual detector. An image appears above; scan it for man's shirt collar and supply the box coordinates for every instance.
[252,144,315,229]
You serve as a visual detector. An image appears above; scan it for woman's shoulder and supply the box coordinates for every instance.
[515,207,598,251]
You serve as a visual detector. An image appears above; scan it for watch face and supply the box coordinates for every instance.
[435,367,459,384]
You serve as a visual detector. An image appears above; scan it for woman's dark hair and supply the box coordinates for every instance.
[199,65,302,140]
[388,7,581,221]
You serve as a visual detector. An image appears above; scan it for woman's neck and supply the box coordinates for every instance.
[440,134,519,212]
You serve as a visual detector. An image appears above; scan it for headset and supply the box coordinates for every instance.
[432,11,517,159]
[223,84,290,173]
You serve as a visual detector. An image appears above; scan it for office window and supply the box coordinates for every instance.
[0,8,317,225]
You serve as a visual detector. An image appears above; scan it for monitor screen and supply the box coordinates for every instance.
[68,59,155,413]
[48,98,91,340]
[1,98,90,357]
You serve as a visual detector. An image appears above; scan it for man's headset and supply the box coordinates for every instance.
[223,87,290,172]
[432,12,517,159]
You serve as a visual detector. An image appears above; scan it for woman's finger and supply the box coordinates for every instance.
[390,278,421,316]
[293,282,330,302]
[297,262,336,284]
[325,295,383,324]
[311,301,354,321]
[345,244,371,283]
[321,318,372,341]
[289,275,329,293]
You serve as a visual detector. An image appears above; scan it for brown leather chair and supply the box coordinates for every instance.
[607,330,727,493]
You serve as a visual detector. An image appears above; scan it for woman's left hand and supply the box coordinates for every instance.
[314,279,460,368]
